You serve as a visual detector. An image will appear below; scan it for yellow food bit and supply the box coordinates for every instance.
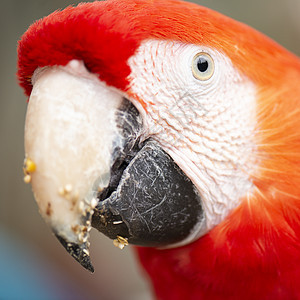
[58,187,65,196]
[113,235,129,250]
[65,184,73,193]
[83,248,90,256]
[23,174,31,184]
[23,158,36,173]
[58,184,79,205]
[23,157,36,184]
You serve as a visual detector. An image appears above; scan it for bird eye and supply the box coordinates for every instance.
[192,52,214,81]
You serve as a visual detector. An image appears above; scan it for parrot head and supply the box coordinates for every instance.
[18,0,300,280]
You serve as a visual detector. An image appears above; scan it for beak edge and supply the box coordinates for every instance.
[55,233,94,273]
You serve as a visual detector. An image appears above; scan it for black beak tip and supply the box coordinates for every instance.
[55,234,94,273]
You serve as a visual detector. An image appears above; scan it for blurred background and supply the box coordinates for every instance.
[1,0,299,299]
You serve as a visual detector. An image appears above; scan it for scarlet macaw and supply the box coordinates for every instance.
[18,0,300,299]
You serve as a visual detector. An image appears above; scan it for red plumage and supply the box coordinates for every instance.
[18,0,300,299]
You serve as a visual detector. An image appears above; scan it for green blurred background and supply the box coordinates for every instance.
[1,0,299,299]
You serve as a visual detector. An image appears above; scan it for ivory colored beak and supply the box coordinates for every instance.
[24,60,124,272]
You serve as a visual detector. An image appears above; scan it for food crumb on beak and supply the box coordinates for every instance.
[23,157,36,183]
[58,184,81,211]
[58,184,74,197]
[113,235,129,250]
[83,248,90,256]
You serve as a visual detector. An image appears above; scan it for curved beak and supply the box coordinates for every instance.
[24,60,204,273]
[24,60,129,272]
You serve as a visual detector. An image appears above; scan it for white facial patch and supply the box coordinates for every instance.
[128,40,257,243]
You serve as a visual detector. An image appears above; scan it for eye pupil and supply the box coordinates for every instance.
[192,52,214,81]
[197,57,209,72]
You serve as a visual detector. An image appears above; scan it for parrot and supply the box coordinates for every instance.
[17,0,300,299]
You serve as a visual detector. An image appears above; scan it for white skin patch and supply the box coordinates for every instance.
[127,40,257,243]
